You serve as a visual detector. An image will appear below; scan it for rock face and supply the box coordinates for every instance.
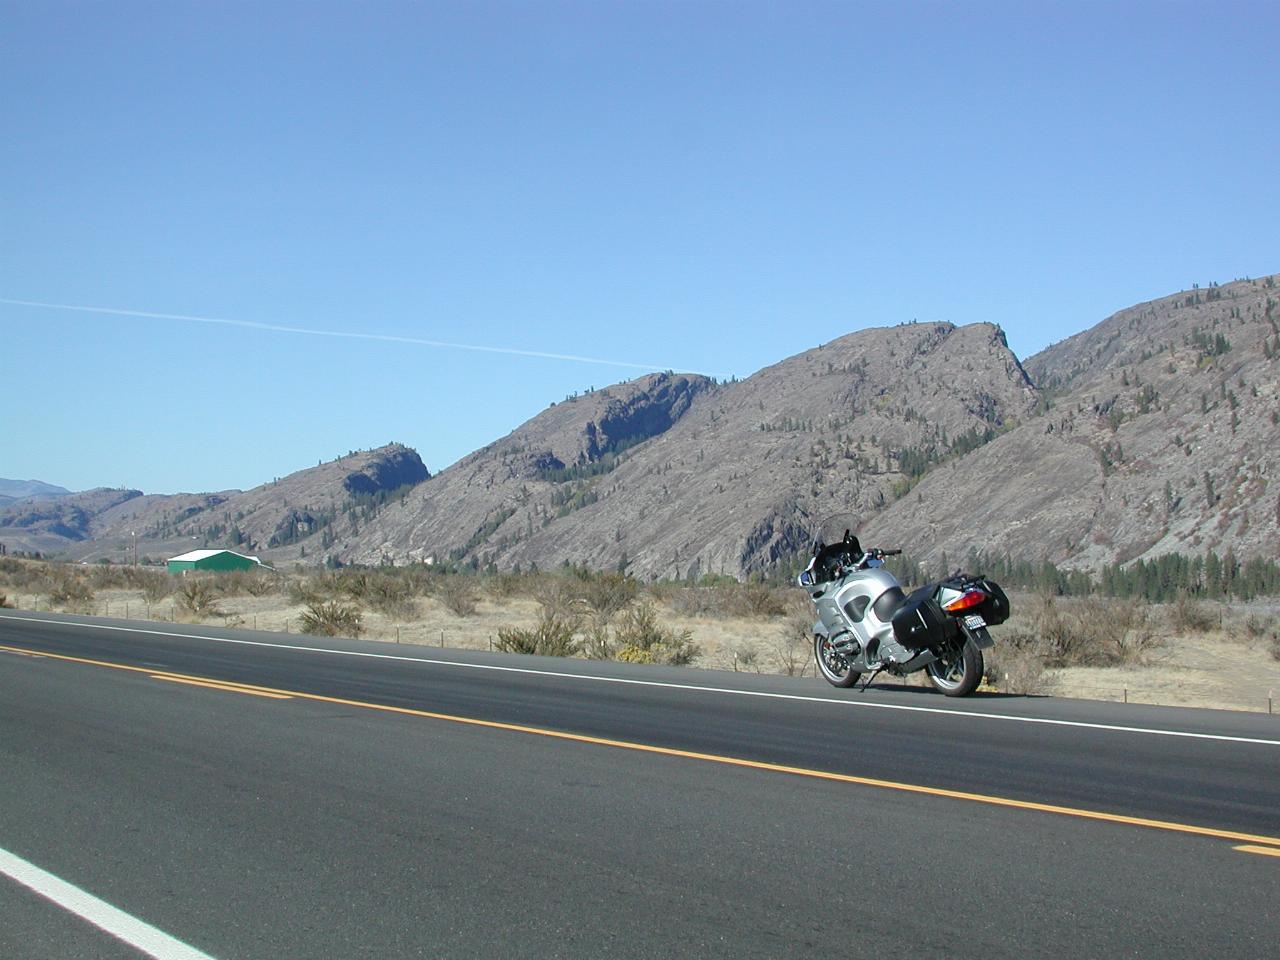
[343,447,431,496]
[863,275,1280,571]
[341,326,1038,578]
[338,373,719,571]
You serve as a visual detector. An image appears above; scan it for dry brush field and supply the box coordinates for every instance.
[3,558,1279,714]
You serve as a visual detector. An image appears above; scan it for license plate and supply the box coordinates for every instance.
[964,614,987,629]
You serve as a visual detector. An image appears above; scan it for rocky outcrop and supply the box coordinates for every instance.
[343,446,431,495]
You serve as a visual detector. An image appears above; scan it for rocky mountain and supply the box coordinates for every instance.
[862,275,1280,571]
[0,445,430,563]
[341,325,1037,577]
[7,273,1277,579]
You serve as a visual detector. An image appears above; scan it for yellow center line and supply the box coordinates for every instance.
[150,674,293,700]
[7,641,1280,850]
[1234,845,1280,859]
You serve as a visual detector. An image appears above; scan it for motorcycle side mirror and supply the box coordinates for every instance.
[799,570,814,587]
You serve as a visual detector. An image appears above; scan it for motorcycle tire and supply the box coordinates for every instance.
[925,641,984,697]
[814,634,860,688]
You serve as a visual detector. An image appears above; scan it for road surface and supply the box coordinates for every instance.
[1,610,1277,958]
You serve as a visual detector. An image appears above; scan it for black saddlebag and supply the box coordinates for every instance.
[891,587,949,651]
[975,579,1011,626]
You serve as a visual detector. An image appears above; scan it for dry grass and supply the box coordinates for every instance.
[4,559,1280,711]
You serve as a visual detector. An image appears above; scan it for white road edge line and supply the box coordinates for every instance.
[5,612,1280,747]
[0,846,218,960]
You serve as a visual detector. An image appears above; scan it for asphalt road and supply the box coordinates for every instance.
[1,610,1278,959]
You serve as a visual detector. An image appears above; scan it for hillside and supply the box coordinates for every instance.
[8,273,1278,580]
[338,324,1037,577]
[863,275,1280,571]
[0,479,73,502]
[0,445,430,564]
[0,488,143,554]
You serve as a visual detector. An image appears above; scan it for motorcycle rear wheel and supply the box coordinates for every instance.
[814,634,860,688]
[925,642,984,697]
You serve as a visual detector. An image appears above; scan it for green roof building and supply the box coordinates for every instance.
[167,549,262,574]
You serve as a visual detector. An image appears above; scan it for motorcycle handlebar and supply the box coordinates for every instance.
[874,548,902,557]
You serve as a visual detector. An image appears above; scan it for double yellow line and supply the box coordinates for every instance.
[5,642,1280,857]
[149,673,293,700]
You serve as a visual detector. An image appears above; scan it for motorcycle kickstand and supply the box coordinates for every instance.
[858,667,885,693]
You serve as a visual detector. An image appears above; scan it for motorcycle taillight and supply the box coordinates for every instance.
[943,589,987,613]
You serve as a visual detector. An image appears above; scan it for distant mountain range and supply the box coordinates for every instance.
[0,479,73,506]
[4,273,1277,578]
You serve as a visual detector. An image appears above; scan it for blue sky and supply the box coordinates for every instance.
[3,1,1277,494]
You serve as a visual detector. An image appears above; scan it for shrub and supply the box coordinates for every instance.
[368,577,417,619]
[176,580,219,618]
[580,620,614,660]
[729,644,761,672]
[299,601,362,638]
[89,565,129,589]
[580,571,638,621]
[1030,594,1159,667]
[142,574,174,604]
[435,576,478,617]
[983,630,1053,694]
[49,575,95,610]
[243,573,279,597]
[214,571,252,597]
[1169,592,1219,633]
[487,570,538,600]
[774,600,815,676]
[663,586,724,618]
[0,557,43,591]
[1241,613,1277,640]
[614,600,699,666]
[495,611,580,657]
[288,577,326,606]
[530,576,583,620]
[742,583,786,618]
[0,594,14,609]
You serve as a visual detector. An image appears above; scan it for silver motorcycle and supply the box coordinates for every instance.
[798,514,1009,697]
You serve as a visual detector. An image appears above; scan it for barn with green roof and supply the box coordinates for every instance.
[166,549,262,574]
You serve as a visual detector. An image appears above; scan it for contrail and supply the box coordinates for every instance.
[0,298,709,374]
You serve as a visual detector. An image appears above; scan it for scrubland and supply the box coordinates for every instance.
[3,557,1278,713]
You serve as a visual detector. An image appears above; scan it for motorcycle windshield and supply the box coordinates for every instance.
[810,512,860,550]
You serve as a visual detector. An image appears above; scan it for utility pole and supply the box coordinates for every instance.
[132,531,138,567]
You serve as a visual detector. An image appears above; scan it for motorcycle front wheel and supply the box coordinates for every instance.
[814,634,860,688]
[925,642,984,697]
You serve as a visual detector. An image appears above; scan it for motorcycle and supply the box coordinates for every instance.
[797,514,1010,697]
